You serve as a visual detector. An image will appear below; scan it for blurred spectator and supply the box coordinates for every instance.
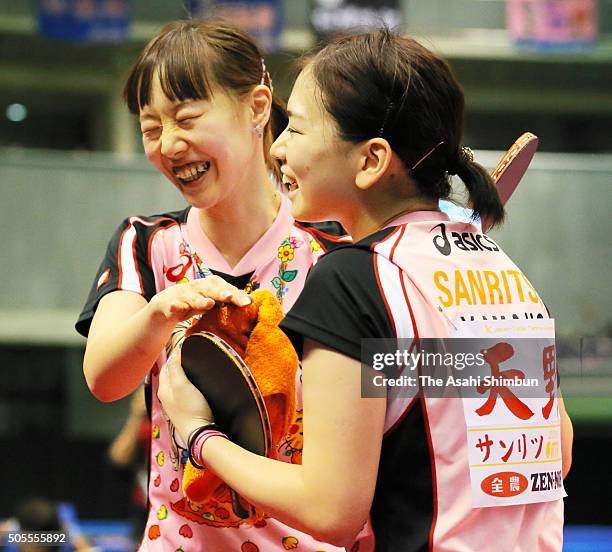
[108,386,149,542]
[0,497,95,551]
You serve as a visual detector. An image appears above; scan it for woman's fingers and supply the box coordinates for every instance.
[164,351,185,385]
[168,294,215,316]
[158,352,215,439]
[170,276,251,314]
[151,275,252,324]
[193,275,252,306]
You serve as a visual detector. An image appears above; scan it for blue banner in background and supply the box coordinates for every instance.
[311,0,401,39]
[189,0,282,52]
[38,0,130,44]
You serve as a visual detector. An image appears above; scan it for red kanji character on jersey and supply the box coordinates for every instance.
[542,344,557,419]
[476,342,534,420]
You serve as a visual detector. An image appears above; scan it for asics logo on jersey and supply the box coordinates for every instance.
[430,223,500,256]
[431,223,452,256]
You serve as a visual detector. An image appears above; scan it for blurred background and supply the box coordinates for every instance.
[0,0,610,550]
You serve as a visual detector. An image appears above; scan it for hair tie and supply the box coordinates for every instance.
[459,145,474,162]
[447,145,474,175]
[187,423,227,470]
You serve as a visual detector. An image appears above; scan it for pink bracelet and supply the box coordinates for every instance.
[191,429,228,467]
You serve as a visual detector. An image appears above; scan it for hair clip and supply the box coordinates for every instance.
[410,141,445,171]
[259,57,273,93]
[379,101,394,137]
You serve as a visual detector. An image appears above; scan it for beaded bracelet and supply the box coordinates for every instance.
[187,423,228,470]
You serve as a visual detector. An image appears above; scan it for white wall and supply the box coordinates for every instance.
[0,148,610,342]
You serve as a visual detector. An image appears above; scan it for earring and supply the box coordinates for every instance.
[254,124,263,139]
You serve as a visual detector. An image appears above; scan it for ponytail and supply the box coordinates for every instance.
[451,151,505,228]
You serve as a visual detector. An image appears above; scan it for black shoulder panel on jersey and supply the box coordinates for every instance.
[280,242,395,360]
[353,225,399,250]
[75,209,189,337]
[294,220,350,252]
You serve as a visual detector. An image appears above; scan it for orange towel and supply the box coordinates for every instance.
[180,290,298,516]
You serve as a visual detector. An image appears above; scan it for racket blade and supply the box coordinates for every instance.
[491,132,539,205]
[483,132,539,232]
[181,331,271,456]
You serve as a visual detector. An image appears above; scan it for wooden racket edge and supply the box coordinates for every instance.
[491,131,539,183]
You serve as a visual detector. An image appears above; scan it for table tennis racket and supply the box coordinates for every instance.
[482,131,539,231]
[181,330,272,518]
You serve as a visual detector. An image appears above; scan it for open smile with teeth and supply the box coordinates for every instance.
[173,161,211,183]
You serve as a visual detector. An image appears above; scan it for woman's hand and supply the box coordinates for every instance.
[84,276,252,402]
[149,275,252,325]
[158,352,214,442]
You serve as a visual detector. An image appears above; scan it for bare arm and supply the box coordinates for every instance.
[83,276,252,402]
[158,339,386,547]
[559,396,573,479]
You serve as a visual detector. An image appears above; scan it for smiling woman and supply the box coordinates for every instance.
[272,67,363,224]
[137,82,261,212]
[76,19,358,552]
[123,21,284,219]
